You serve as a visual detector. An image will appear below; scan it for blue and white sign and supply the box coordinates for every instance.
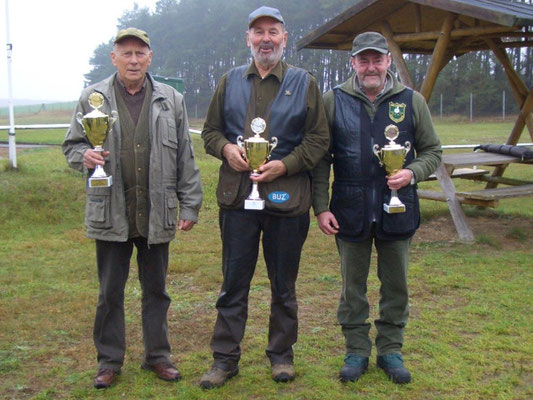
[268,191,290,203]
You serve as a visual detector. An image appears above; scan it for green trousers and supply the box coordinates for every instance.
[335,232,411,357]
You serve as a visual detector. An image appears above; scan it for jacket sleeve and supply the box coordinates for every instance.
[175,93,203,222]
[407,91,443,182]
[311,89,334,215]
[281,74,330,176]
[62,93,92,173]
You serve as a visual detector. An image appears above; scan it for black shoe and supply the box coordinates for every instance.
[339,354,369,383]
[377,353,411,384]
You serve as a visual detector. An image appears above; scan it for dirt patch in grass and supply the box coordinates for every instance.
[414,214,533,250]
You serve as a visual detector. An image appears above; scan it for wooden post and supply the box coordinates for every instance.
[381,20,414,88]
[420,13,457,102]
[435,163,475,242]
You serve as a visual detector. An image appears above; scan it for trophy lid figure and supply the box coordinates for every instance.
[199,5,329,389]
[312,31,442,384]
[62,27,202,389]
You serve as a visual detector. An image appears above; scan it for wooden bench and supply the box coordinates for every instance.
[419,151,533,242]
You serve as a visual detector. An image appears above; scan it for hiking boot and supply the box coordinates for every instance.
[271,364,295,383]
[339,354,369,383]
[377,353,411,384]
[199,365,239,389]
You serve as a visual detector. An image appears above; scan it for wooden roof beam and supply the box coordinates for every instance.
[393,25,520,43]
[381,20,415,88]
[420,12,457,101]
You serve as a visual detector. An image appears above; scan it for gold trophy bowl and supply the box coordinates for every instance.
[76,92,118,188]
[237,117,278,210]
[373,124,411,213]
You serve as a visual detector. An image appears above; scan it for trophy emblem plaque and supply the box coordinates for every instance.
[373,124,411,214]
[76,92,118,188]
[237,117,278,210]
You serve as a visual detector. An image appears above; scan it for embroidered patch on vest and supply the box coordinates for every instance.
[389,102,406,123]
[268,191,290,203]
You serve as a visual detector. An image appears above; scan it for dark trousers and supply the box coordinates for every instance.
[336,232,411,357]
[93,238,171,370]
[210,209,310,369]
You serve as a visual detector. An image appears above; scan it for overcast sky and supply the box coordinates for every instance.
[0,0,159,103]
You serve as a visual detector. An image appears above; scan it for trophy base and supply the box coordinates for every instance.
[245,198,265,210]
[89,176,113,188]
[383,203,406,214]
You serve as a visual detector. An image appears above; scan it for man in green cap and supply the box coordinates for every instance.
[199,5,329,389]
[312,31,441,384]
[63,27,202,389]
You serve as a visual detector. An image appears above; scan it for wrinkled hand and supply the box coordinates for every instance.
[83,149,110,170]
[317,211,339,235]
[387,169,413,191]
[178,220,196,231]
[223,143,249,172]
[250,160,287,183]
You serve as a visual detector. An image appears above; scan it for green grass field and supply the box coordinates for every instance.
[0,116,532,399]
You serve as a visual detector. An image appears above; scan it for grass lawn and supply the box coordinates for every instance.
[0,116,532,399]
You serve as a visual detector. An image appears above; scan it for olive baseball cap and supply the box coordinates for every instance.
[114,27,151,48]
[248,6,284,28]
[351,32,388,56]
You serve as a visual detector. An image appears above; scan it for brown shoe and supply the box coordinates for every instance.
[200,365,239,389]
[141,362,181,381]
[93,368,119,389]
[271,364,295,383]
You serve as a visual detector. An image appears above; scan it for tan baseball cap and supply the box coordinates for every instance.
[114,27,151,48]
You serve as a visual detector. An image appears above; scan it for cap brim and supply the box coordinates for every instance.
[351,46,388,56]
[249,15,283,28]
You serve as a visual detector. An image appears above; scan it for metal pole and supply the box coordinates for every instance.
[5,0,16,168]
[502,90,506,121]
[470,92,473,122]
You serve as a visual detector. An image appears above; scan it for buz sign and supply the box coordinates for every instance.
[268,191,290,203]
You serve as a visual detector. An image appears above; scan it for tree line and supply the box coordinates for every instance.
[85,0,533,118]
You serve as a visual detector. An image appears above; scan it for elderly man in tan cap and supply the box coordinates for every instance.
[63,27,202,389]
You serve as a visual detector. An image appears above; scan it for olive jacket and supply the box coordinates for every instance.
[62,73,202,244]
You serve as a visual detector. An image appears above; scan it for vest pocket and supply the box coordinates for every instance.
[165,190,178,229]
[259,172,311,216]
[381,186,420,234]
[85,187,112,229]
[331,185,365,235]
[216,160,250,208]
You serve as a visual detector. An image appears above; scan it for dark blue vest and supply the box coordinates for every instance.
[330,86,420,241]
[223,65,309,159]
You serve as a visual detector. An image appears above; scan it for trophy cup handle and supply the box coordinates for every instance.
[404,141,412,156]
[373,144,383,167]
[236,135,244,149]
[76,112,84,126]
[110,110,119,126]
[268,137,278,160]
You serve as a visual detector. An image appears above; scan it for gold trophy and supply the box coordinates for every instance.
[373,124,411,213]
[237,117,278,210]
[76,92,118,188]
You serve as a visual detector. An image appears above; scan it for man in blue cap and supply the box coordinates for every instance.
[199,5,329,389]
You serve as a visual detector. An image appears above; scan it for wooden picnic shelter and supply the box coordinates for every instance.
[297,0,533,242]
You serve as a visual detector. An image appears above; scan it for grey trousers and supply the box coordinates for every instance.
[336,233,411,357]
[94,238,171,370]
